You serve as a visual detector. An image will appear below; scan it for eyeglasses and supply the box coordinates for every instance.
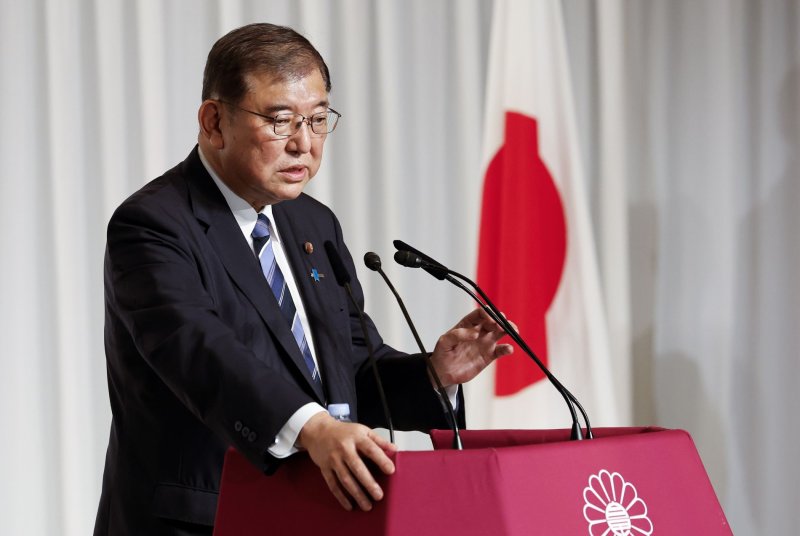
[219,100,341,138]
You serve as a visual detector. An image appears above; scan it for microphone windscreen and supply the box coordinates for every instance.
[393,239,446,269]
[393,250,420,267]
[364,252,382,271]
[324,241,351,286]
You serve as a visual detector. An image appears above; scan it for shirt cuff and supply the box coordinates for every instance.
[268,402,327,459]
[445,384,459,410]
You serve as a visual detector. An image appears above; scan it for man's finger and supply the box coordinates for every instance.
[360,432,396,475]
[506,318,519,333]
[333,459,374,511]
[344,452,384,503]
[465,308,487,323]
[495,343,514,357]
[487,323,510,341]
[438,326,481,347]
[322,468,353,511]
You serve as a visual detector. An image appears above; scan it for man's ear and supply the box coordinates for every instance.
[198,100,225,149]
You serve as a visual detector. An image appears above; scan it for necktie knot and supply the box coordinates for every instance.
[252,214,271,256]
[252,214,271,239]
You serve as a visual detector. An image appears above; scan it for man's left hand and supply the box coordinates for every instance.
[430,308,514,386]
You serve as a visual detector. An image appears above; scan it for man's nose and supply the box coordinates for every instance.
[286,121,313,153]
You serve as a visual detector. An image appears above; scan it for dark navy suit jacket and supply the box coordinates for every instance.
[94,147,461,535]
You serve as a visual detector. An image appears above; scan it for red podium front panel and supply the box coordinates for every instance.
[213,427,731,535]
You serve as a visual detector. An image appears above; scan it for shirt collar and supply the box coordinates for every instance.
[198,146,282,245]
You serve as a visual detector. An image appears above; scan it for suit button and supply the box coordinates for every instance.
[234,421,243,432]
[248,432,257,443]
[241,426,250,437]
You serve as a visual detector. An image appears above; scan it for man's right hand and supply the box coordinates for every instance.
[297,411,397,511]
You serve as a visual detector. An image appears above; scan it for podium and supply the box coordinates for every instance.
[213,427,732,535]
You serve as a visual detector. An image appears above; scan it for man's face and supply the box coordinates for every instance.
[213,70,329,208]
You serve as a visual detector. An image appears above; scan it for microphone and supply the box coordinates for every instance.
[393,239,449,280]
[323,241,395,443]
[364,252,463,450]
[393,241,592,440]
[393,250,448,280]
[363,251,382,271]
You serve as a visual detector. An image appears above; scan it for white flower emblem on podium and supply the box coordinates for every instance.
[583,469,653,536]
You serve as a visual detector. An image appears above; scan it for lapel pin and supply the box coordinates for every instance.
[304,242,314,254]
[310,268,325,282]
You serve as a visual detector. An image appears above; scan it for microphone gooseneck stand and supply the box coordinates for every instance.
[323,241,395,443]
[392,241,592,440]
[364,252,463,450]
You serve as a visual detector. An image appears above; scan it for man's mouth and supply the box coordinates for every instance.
[279,165,307,180]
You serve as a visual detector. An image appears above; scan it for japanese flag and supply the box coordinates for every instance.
[467,0,621,429]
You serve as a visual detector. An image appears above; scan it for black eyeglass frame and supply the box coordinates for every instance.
[218,100,341,138]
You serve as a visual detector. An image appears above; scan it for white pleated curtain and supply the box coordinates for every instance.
[0,1,797,535]
[0,2,491,534]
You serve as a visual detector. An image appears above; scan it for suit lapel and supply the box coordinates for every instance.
[183,149,325,401]
[273,203,356,406]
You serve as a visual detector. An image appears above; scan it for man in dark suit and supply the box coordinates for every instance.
[95,23,511,535]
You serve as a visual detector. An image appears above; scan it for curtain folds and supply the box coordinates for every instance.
[0,1,796,534]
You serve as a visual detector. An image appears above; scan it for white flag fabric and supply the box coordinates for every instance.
[468,0,622,430]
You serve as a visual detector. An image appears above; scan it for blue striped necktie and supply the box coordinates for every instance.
[252,214,322,389]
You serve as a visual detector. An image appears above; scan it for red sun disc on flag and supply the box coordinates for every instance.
[477,111,567,396]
